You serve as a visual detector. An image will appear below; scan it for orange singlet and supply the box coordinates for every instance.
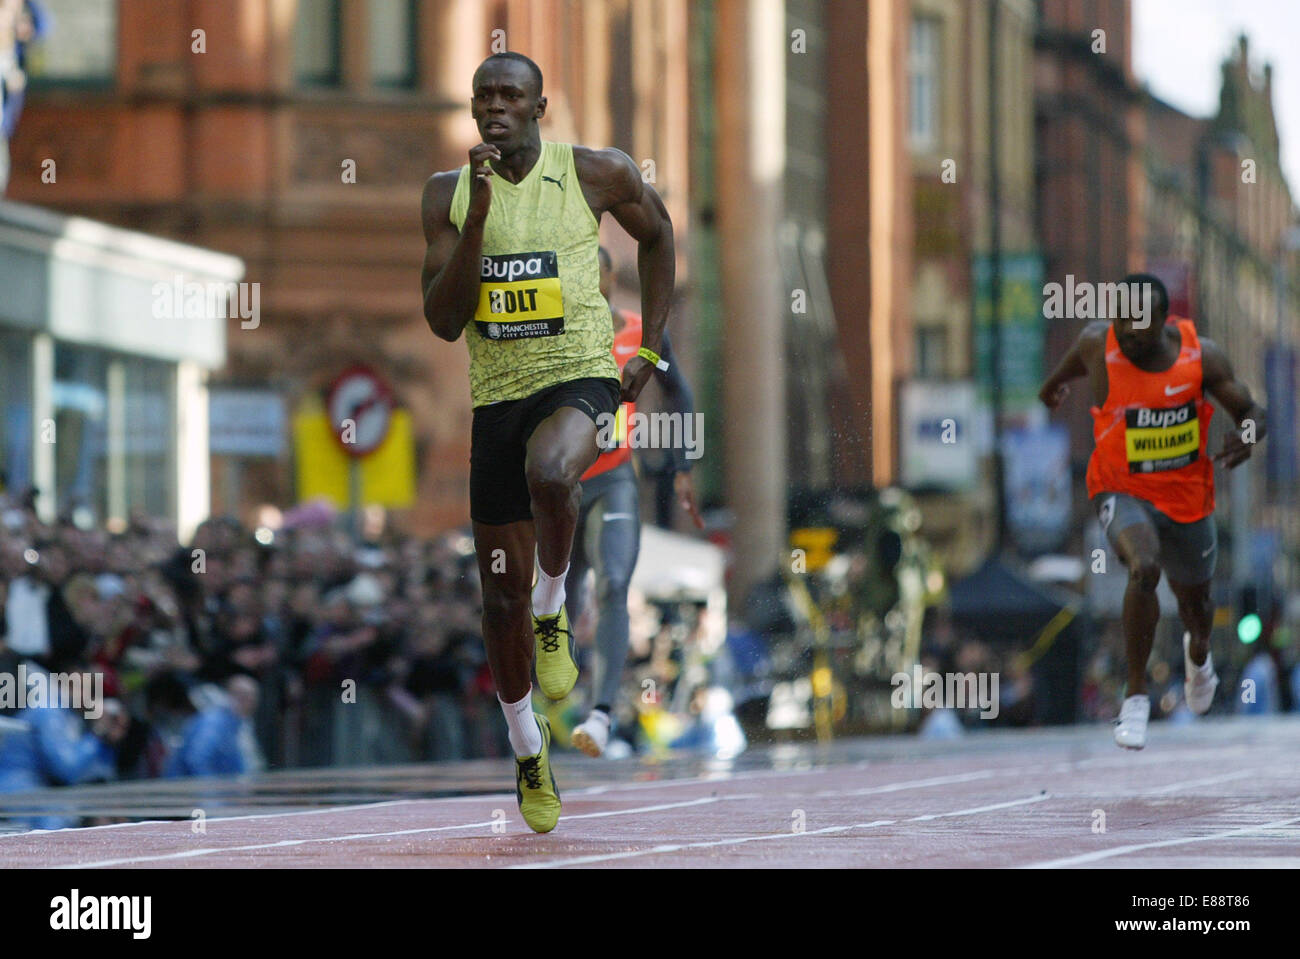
[1085,318,1215,522]
[582,311,642,480]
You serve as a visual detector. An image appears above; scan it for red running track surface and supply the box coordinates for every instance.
[2,717,1298,868]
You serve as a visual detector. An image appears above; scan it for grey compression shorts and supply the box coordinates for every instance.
[1092,492,1217,585]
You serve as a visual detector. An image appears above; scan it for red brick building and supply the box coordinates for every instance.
[9,0,692,533]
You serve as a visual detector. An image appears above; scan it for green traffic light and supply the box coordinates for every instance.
[1237,613,1262,644]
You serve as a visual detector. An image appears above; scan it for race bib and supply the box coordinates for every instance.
[475,251,564,340]
[1125,400,1199,473]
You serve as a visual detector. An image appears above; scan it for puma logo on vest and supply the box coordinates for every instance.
[541,174,565,191]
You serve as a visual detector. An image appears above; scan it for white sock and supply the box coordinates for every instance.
[532,553,568,616]
[585,709,611,729]
[499,690,543,757]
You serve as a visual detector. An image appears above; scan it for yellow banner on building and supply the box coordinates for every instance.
[294,408,416,508]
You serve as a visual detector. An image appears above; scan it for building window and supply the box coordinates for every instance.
[295,0,342,87]
[369,0,416,88]
[916,325,947,379]
[0,330,32,495]
[49,347,177,524]
[53,345,108,523]
[909,16,940,153]
[24,0,117,85]
[121,356,175,520]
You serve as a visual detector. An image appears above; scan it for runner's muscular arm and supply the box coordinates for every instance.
[1200,337,1267,468]
[656,332,704,529]
[420,171,484,342]
[1039,321,1107,409]
[574,147,675,403]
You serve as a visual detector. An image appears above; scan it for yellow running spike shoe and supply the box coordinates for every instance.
[533,606,578,700]
[515,713,561,833]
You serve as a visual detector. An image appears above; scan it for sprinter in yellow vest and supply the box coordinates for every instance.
[420,52,676,833]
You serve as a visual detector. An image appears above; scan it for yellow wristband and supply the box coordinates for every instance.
[638,347,669,372]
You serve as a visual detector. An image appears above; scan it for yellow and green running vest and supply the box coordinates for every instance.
[448,141,619,407]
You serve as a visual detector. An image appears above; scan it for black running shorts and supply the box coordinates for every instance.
[1093,491,1217,585]
[470,377,621,525]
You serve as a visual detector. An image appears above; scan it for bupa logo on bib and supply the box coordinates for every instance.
[1131,405,1191,429]
[1125,399,1199,473]
[481,253,550,283]
[476,251,564,340]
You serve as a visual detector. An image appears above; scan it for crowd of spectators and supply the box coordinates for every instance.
[0,491,527,813]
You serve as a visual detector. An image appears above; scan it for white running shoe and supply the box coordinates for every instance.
[571,711,611,757]
[1114,694,1150,750]
[1183,631,1219,715]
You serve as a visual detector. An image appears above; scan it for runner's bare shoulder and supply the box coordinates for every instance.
[1197,335,1225,361]
[572,146,642,212]
[1077,321,1110,366]
[1196,336,1233,381]
[421,170,462,238]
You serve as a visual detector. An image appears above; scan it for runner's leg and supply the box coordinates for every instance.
[1160,514,1217,667]
[590,472,640,712]
[1169,579,1213,666]
[564,491,595,631]
[526,407,600,594]
[1097,495,1163,696]
[474,520,536,705]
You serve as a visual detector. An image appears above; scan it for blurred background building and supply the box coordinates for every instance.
[0,200,233,537]
[6,0,695,536]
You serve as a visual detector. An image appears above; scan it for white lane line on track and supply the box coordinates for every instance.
[60,797,730,869]
[800,760,1257,803]
[511,793,1053,869]
[1140,769,1256,795]
[2,765,1017,852]
[3,766,835,840]
[511,824,866,867]
[1045,769,1264,800]
[1023,815,1300,869]
[0,799,423,839]
[0,748,1231,841]
[4,749,1234,845]
[571,764,833,797]
[901,793,1051,822]
[813,770,996,797]
[7,738,1278,845]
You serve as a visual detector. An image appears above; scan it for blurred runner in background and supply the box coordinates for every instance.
[566,246,702,757]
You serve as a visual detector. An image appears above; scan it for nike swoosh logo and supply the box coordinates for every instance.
[1164,384,1192,396]
[1099,497,1115,528]
[1201,546,1214,558]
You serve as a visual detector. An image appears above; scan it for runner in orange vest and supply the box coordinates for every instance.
[1039,273,1267,749]
[566,246,703,757]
